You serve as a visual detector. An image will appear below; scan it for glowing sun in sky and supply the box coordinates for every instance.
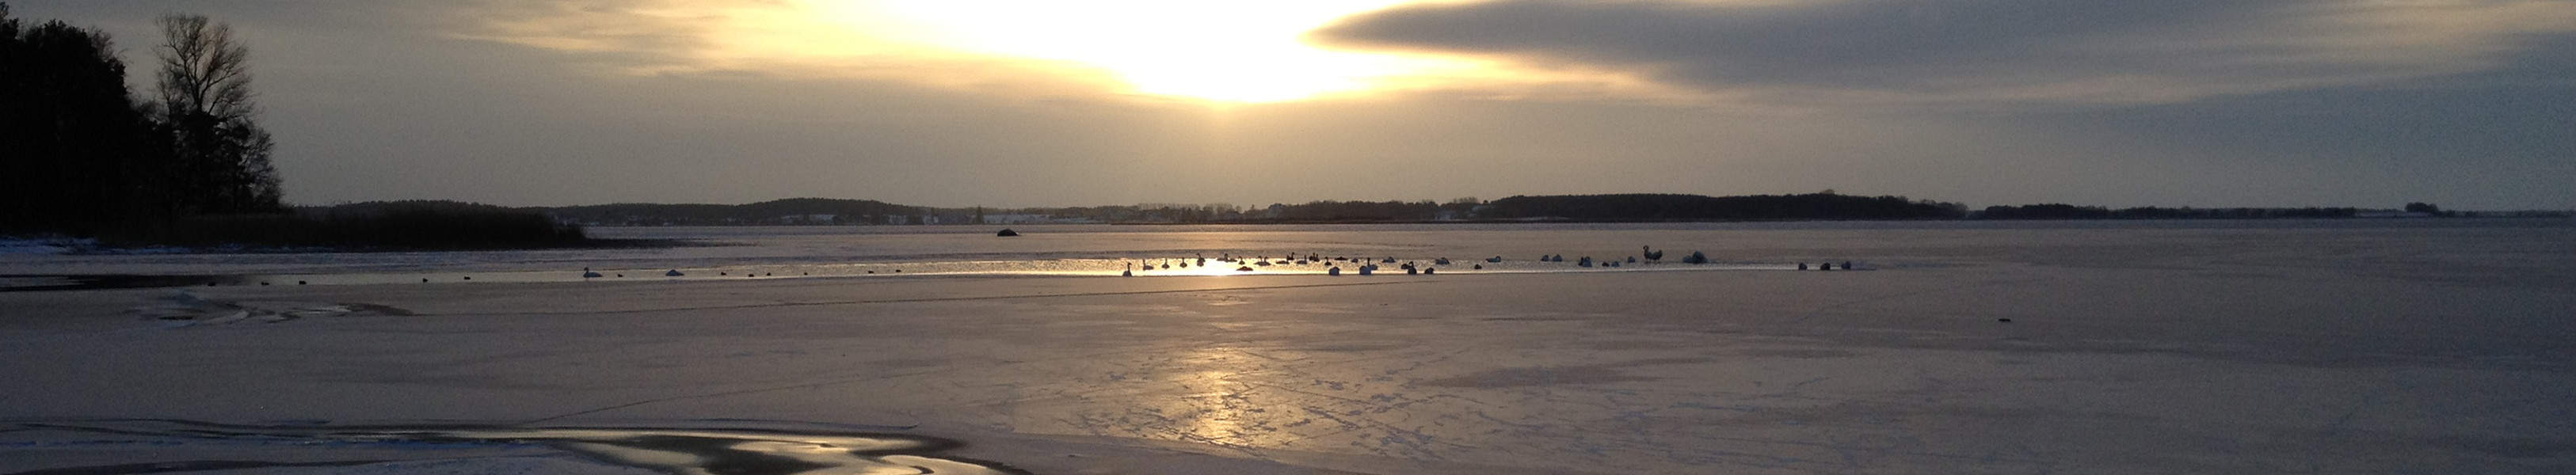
[468,1,1650,104]
[798,1,1482,103]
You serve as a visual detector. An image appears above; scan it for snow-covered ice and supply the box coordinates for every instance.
[3,220,2572,473]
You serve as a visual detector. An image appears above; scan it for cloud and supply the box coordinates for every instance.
[445,0,1140,102]
[1314,0,2576,106]
[442,1,1731,104]
[10,0,2570,209]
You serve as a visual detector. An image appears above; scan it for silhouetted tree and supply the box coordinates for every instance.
[2,8,295,234]
[0,4,159,232]
[153,13,279,215]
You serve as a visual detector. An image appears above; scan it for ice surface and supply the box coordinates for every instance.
[3,220,2574,473]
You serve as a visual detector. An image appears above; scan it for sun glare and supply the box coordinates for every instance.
[802,1,1470,103]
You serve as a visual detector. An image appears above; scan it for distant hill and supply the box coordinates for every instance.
[1480,193,1968,221]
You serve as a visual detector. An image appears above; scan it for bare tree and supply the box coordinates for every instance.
[154,14,253,120]
[154,13,278,213]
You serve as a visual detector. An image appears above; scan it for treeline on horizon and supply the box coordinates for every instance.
[1477,193,1964,221]
[514,192,2555,226]
[530,193,1966,226]
[2,6,584,249]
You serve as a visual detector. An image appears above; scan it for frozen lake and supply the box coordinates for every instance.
[4,218,2574,473]
[6,218,2570,286]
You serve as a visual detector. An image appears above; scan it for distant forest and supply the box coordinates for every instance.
[1978,203,2358,219]
[1478,193,1964,221]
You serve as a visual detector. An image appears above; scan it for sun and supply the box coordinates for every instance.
[802,1,1469,103]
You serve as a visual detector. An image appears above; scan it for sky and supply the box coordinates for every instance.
[13,0,2574,209]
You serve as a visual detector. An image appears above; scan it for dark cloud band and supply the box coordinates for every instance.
[1315,0,2576,104]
